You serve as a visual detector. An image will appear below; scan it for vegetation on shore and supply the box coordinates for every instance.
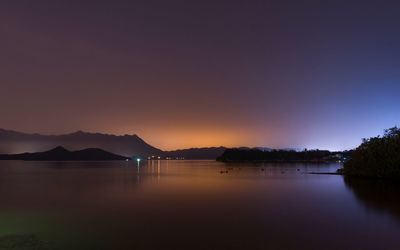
[340,127,400,178]
[216,148,346,162]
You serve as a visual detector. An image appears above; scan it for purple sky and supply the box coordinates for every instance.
[1,0,399,150]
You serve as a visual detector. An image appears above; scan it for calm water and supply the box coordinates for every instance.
[0,160,400,250]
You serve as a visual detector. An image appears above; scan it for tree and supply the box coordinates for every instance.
[343,127,400,178]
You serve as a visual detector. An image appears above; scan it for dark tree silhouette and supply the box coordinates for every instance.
[342,127,400,178]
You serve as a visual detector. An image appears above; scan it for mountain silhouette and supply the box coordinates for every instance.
[0,146,129,161]
[0,129,162,157]
[0,129,250,159]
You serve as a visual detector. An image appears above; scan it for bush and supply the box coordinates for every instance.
[343,127,400,178]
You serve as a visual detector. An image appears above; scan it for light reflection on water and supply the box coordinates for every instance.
[0,160,399,250]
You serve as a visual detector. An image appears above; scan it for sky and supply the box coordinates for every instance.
[1,0,399,151]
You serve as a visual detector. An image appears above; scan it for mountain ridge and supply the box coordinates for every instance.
[0,128,278,160]
[0,129,231,159]
[0,128,162,157]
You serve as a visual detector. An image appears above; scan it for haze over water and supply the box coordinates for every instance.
[1,160,399,250]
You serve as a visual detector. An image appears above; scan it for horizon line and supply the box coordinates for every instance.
[0,127,353,152]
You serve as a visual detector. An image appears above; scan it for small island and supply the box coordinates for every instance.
[216,148,347,162]
[0,146,130,161]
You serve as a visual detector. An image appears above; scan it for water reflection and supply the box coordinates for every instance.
[1,161,400,250]
[344,176,400,223]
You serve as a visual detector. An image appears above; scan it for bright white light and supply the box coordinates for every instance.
[136,158,141,162]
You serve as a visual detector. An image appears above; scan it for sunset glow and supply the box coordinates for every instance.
[0,1,399,151]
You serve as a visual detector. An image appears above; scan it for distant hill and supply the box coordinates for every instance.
[0,129,162,157]
[162,147,227,160]
[0,146,129,161]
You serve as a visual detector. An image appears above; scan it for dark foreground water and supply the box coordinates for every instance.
[0,160,399,250]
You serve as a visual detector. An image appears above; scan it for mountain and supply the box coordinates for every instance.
[0,129,162,157]
[0,146,129,161]
[162,147,227,160]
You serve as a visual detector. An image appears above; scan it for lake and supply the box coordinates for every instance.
[0,160,399,250]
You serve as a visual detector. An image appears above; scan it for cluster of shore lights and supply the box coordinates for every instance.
[146,156,185,160]
[147,156,161,160]
[165,157,185,160]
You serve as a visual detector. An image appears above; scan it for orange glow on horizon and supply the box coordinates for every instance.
[98,125,268,150]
